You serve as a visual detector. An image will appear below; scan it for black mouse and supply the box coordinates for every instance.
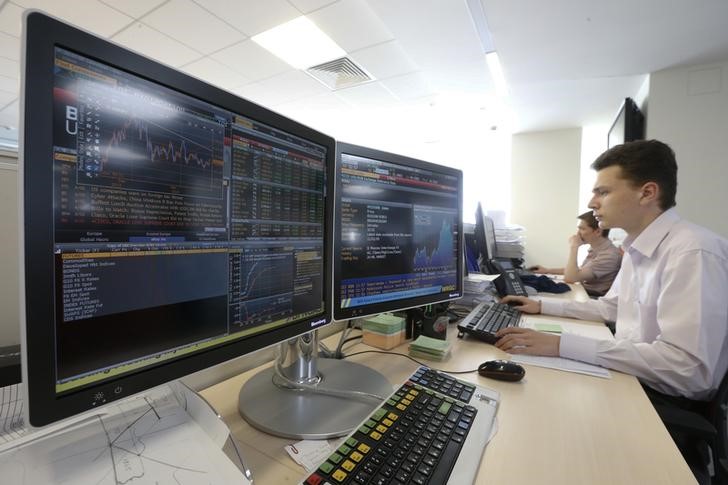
[478,360,525,382]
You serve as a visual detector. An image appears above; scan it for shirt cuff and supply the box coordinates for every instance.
[540,297,566,316]
[559,332,600,365]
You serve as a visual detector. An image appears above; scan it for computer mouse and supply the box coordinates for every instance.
[478,360,525,382]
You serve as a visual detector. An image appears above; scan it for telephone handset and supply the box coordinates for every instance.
[487,259,529,297]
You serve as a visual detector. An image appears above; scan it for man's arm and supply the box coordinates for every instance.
[563,234,591,283]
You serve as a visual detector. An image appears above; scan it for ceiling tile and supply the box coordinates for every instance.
[0,56,18,79]
[380,71,433,101]
[0,31,19,60]
[335,80,399,109]
[112,22,203,67]
[11,0,134,37]
[193,0,299,36]
[233,70,328,107]
[309,0,393,53]
[287,0,338,14]
[142,0,244,54]
[0,74,18,94]
[99,0,167,19]
[181,57,250,90]
[0,2,23,37]
[211,39,291,81]
[350,40,417,81]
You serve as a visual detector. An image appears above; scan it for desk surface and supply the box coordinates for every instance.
[200,285,696,485]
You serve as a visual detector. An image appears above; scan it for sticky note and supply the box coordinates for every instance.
[535,323,562,333]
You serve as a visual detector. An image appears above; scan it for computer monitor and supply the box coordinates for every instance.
[333,143,463,320]
[475,203,496,269]
[608,97,645,148]
[21,12,334,428]
[474,203,498,265]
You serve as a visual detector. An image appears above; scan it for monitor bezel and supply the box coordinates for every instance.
[333,142,463,321]
[21,11,334,427]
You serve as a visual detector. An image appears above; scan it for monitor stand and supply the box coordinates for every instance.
[238,330,392,439]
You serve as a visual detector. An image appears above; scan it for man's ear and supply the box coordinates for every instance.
[639,181,659,205]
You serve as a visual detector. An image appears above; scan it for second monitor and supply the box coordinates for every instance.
[334,143,464,321]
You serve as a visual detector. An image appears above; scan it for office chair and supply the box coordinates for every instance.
[654,372,728,484]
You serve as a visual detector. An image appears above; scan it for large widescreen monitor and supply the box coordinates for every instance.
[21,12,333,427]
[333,143,463,320]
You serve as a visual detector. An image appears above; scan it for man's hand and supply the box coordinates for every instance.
[500,295,541,314]
[494,327,560,356]
[530,265,547,274]
[568,233,585,250]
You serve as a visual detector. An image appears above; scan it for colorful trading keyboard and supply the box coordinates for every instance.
[302,366,500,485]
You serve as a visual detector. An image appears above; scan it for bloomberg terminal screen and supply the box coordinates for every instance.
[52,47,326,393]
[338,153,460,309]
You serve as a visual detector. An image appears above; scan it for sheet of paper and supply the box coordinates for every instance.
[465,273,500,282]
[0,387,249,484]
[0,384,27,445]
[510,354,611,378]
[285,439,333,472]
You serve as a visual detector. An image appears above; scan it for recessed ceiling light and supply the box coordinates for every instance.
[252,16,346,70]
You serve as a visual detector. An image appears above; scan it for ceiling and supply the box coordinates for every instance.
[1,0,728,151]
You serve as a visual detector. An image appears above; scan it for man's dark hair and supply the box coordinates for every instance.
[591,139,677,210]
[578,210,609,237]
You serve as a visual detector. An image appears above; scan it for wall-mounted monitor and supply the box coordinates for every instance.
[608,97,645,148]
[21,12,334,427]
[333,143,463,321]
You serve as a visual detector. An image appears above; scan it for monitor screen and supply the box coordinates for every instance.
[333,143,463,320]
[21,12,333,427]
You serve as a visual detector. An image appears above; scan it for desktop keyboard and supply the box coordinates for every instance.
[456,301,522,344]
[302,366,500,485]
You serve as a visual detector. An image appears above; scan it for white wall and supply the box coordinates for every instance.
[647,59,728,238]
[510,128,581,267]
[0,151,18,345]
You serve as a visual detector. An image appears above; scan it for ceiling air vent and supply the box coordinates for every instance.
[306,57,373,90]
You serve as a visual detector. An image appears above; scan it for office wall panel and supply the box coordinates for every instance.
[648,59,728,238]
[511,128,581,268]
[0,152,19,345]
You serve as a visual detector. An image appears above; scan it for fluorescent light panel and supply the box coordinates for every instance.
[486,52,508,97]
[252,16,346,70]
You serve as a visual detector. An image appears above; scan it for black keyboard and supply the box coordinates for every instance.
[456,301,522,344]
[302,367,500,485]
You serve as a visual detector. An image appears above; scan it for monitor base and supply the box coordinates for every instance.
[238,358,392,440]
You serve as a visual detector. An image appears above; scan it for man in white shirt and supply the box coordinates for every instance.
[496,140,728,402]
[530,210,622,297]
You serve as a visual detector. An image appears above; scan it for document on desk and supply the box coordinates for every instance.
[0,386,249,484]
[513,317,613,378]
[509,354,611,378]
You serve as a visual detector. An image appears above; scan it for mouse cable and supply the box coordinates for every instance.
[341,349,479,375]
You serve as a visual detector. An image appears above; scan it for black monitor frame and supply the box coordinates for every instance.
[21,12,334,427]
[333,142,463,321]
[607,97,645,148]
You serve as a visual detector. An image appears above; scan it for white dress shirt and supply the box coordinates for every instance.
[541,209,728,400]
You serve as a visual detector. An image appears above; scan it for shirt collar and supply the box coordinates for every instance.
[623,208,680,258]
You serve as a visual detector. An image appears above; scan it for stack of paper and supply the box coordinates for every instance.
[408,335,451,362]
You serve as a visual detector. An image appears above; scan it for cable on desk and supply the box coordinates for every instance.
[342,349,480,375]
